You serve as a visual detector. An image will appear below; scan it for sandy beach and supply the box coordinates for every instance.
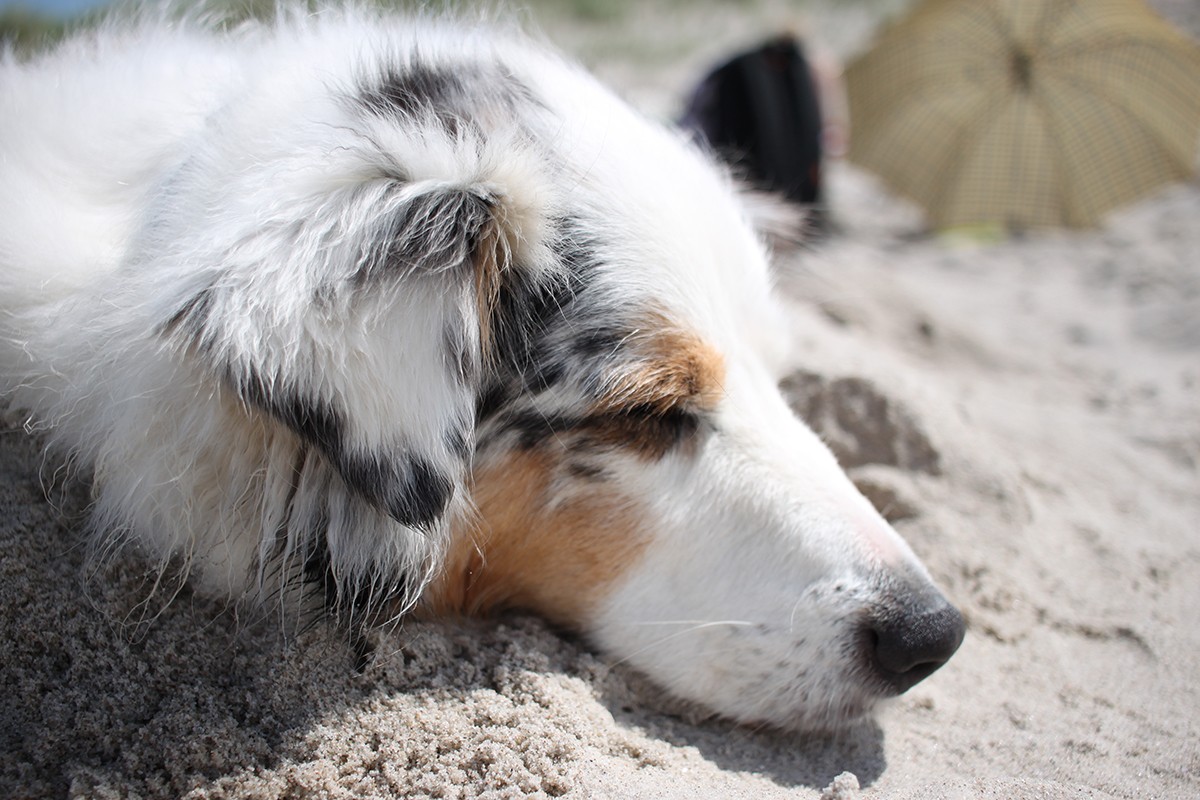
[2,1,1198,797]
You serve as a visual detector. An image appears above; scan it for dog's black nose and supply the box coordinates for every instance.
[867,601,965,694]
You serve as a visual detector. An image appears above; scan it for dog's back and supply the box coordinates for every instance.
[2,25,227,304]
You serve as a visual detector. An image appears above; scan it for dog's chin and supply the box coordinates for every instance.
[620,668,883,735]
[640,662,887,734]
[769,699,878,735]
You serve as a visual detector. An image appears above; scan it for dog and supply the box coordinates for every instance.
[0,6,964,732]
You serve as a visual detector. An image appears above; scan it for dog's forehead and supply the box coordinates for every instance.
[528,75,785,355]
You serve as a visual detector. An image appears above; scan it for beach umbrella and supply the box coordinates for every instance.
[845,0,1200,230]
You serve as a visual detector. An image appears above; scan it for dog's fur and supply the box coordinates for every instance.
[0,7,962,731]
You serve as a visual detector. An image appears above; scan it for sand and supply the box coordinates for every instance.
[2,1,1198,797]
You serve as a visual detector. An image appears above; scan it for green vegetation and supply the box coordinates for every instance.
[0,5,72,53]
[0,0,689,51]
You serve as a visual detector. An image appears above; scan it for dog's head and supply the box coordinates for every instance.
[100,18,963,731]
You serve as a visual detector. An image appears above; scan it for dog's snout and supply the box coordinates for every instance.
[866,600,965,694]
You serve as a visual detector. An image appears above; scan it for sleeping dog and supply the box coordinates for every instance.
[0,7,964,731]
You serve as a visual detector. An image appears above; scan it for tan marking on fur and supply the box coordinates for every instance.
[597,320,726,415]
[423,448,651,627]
[473,191,534,360]
[473,209,508,357]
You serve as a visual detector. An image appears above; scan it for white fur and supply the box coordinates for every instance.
[0,7,959,731]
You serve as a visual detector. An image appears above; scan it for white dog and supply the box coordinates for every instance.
[0,7,963,731]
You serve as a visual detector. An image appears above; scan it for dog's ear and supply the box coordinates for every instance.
[166,171,553,537]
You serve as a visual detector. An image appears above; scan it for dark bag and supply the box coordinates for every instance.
[681,36,823,206]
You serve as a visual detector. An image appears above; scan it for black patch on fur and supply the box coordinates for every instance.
[357,63,474,136]
[229,366,452,528]
[473,214,712,461]
[477,217,602,422]
[233,364,346,459]
[360,63,464,118]
[474,382,512,425]
[570,327,624,359]
[567,461,609,481]
[301,501,419,630]
[352,633,375,674]
[353,189,494,286]
[608,406,703,456]
[356,62,542,140]
[500,410,577,450]
[497,406,701,459]
[445,424,472,462]
[491,223,596,376]
[302,507,336,602]
[159,287,215,344]
[581,407,702,457]
[339,451,453,530]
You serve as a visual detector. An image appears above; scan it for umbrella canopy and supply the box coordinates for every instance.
[845,0,1200,230]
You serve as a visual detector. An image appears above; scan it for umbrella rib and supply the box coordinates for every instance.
[1031,0,1078,53]
[1030,74,1186,226]
[976,1,1013,40]
[1051,34,1200,63]
[924,88,1022,225]
[1037,68,1192,167]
